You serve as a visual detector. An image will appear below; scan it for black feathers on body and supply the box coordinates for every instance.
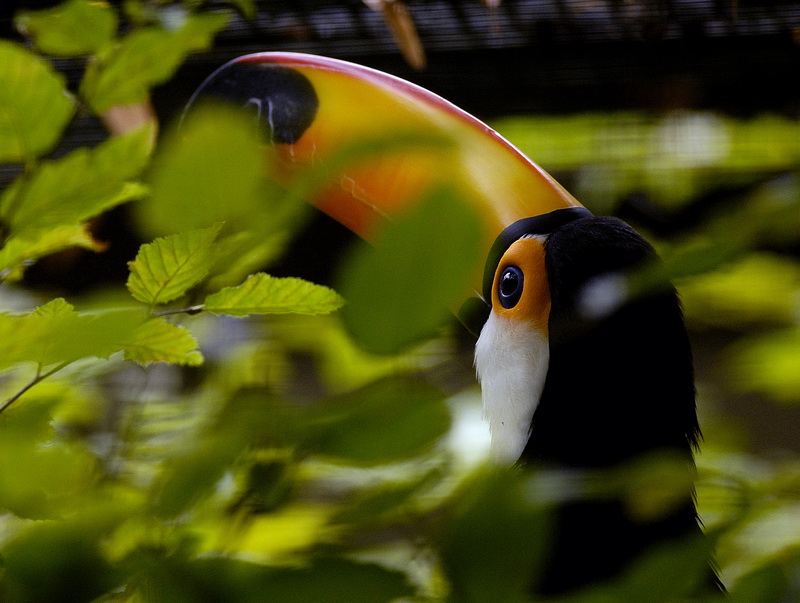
[519,216,720,596]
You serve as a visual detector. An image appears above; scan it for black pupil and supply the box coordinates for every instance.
[501,270,519,296]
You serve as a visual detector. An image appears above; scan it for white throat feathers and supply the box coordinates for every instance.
[475,310,549,463]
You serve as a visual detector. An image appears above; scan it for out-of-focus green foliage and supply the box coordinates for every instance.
[0,1,799,602]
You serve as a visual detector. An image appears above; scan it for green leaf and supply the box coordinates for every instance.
[439,469,550,603]
[1,507,125,601]
[136,104,267,238]
[0,125,153,238]
[728,328,800,404]
[313,378,451,465]
[127,225,221,305]
[132,554,413,603]
[15,0,118,57]
[243,557,414,603]
[0,401,97,518]
[224,0,257,19]
[338,187,484,354]
[0,40,75,163]
[0,224,102,281]
[0,300,143,369]
[204,273,344,317]
[80,13,228,113]
[123,317,203,366]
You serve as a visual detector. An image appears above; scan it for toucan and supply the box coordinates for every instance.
[187,53,722,597]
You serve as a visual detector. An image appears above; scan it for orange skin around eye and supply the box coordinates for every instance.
[491,237,551,335]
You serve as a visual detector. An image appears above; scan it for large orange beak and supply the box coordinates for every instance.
[189,52,581,298]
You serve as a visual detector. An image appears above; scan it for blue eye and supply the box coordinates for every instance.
[498,266,524,309]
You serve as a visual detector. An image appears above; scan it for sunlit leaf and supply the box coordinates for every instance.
[0,40,75,163]
[15,0,118,57]
[338,187,483,354]
[80,12,228,113]
[127,225,221,305]
[123,317,203,366]
[204,273,344,317]
[0,300,142,369]
[0,125,153,238]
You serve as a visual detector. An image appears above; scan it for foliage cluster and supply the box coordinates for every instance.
[0,1,799,602]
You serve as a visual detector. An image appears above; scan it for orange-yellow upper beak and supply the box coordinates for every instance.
[189,52,581,299]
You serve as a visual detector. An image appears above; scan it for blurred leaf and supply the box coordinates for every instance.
[0,224,102,281]
[313,377,451,465]
[0,299,143,369]
[267,314,431,394]
[728,563,790,603]
[0,40,75,163]
[439,469,550,603]
[224,378,450,466]
[728,328,800,404]
[137,104,265,238]
[204,273,344,317]
[334,464,443,527]
[123,317,203,366]
[338,187,483,354]
[80,12,227,113]
[242,556,414,603]
[127,225,221,305]
[1,507,124,602]
[610,535,717,603]
[678,253,800,329]
[130,553,413,603]
[728,562,794,603]
[228,0,257,19]
[0,125,153,238]
[15,0,118,57]
[151,431,241,518]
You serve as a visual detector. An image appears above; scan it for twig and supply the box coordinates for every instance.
[154,304,205,317]
[0,361,70,414]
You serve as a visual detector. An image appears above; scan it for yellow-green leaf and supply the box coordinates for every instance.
[136,104,266,238]
[0,301,143,369]
[15,0,118,57]
[0,224,102,281]
[127,225,221,305]
[80,13,228,113]
[123,318,203,366]
[0,40,75,163]
[204,273,344,317]
[0,125,153,238]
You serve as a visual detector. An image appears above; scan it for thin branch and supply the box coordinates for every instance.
[154,304,205,317]
[0,361,70,414]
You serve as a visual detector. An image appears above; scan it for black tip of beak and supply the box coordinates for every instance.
[458,296,491,338]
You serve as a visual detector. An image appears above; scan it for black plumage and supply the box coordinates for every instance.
[519,216,719,596]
